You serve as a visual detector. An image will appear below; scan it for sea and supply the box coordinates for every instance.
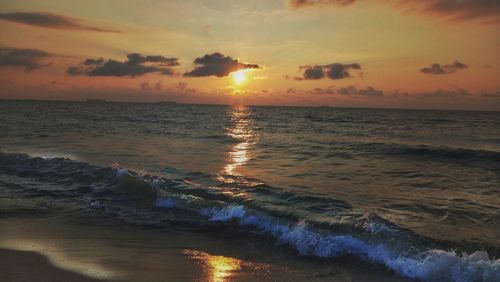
[0,100,499,281]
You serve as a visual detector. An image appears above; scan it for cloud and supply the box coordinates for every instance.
[288,0,500,24]
[307,85,384,96]
[0,12,121,32]
[302,66,325,79]
[0,47,51,71]
[308,86,336,94]
[84,58,104,65]
[67,53,179,77]
[399,88,471,98]
[395,0,500,24]
[420,61,468,75]
[296,63,361,80]
[337,86,384,96]
[184,52,260,77]
[126,53,179,66]
[289,0,356,8]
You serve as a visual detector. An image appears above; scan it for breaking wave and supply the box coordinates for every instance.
[0,153,499,281]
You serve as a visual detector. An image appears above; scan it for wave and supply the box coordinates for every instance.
[383,144,500,162]
[0,153,499,281]
[344,142,500,168]
[152,195,500,281]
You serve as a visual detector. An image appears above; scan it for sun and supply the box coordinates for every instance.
[231,70,248,86]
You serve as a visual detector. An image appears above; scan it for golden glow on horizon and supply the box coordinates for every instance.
[0,0,499,110]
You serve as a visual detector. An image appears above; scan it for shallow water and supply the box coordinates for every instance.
[1,100,499,281]
[0,217,406,282]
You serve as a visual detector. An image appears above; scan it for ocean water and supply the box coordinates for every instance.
[0,100,499,281]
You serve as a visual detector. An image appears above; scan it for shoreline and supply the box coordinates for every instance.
[0,217,409,282]
[0,248,101,282]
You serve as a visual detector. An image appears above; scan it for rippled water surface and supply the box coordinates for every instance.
[1,100,499,281]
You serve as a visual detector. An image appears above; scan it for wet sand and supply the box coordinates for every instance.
[0,248,101,282]
[0,217,410,282]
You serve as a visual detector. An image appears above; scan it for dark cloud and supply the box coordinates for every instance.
[127,53,179,66]
[302,66,325,80]
[67,53,179,77]
[326,63,361,79]
[84,60,166,77]
[0,47,51,71]
[84,58,104,65]
[184,52,260,77]
[296,63,361,80]
[288,0,500,24]
[420,61,468,75]
[0,12,121,32]
[289,0,356,8]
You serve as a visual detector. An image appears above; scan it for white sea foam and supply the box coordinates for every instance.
[155,198,500,281]
[115,168,129,178]
[28,152,76,160]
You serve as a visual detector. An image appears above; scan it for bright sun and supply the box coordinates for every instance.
[232,70,248,86]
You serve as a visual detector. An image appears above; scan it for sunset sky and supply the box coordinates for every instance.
[0,0,499,110]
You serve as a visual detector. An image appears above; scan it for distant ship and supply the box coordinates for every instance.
[85,99,107,103]
[157,101,178,105]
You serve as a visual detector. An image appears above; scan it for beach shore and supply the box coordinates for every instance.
[0,217,408,282]
[0,248,101,282]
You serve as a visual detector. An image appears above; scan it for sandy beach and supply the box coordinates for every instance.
[0,248,101,282]
[0,217,408,282]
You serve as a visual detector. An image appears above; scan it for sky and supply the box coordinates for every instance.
[0,0,499,110]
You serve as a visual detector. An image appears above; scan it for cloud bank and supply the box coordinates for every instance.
[289,0,356,8]
[309,85,383,96]
[67,53,179,77]
[288,0,500,24]
[0,12,120,32]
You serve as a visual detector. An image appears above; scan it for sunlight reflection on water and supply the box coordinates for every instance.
[183,249,242,282]
[219,105,256,182]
